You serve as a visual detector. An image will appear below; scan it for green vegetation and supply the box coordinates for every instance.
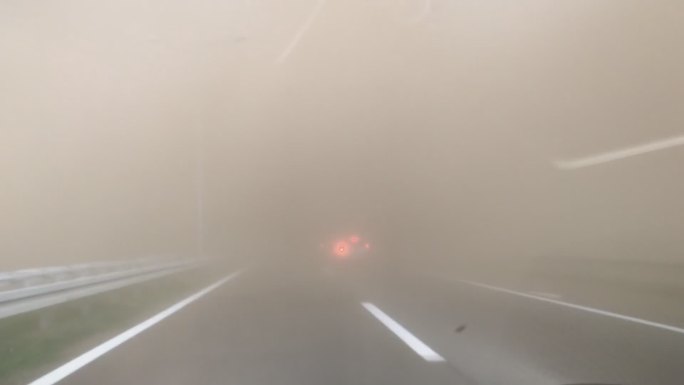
[0,269,212,385]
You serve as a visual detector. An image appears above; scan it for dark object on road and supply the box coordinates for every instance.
[454,324,466,333]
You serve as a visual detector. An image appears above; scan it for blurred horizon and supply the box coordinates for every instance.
[2,0,684,274]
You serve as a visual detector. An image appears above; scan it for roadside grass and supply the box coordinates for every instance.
[0,268,215,385]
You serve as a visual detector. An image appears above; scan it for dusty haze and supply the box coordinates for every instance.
[2,0,684,274]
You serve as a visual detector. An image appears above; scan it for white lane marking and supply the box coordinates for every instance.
[458,279,684,335]
[529,291,561,299]
[361,302,445,362]
[554,134,684,170]
[28,270,245,385]
[275,0,327,64]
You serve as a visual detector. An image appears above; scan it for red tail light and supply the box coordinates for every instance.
[333,240,351,258]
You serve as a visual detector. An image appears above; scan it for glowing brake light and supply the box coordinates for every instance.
[333,240,351,258]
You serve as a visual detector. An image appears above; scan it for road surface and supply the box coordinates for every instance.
[33,264,684,385]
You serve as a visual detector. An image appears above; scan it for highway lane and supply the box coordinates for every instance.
[341,268,684,385]
[53,266,472,385]
[30,263,684,385]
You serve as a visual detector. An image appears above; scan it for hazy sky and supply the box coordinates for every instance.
[2,0,684,270]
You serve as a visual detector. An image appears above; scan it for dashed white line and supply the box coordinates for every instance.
[554,134,684,170]
[457,279,684,335]
[361,302,445,362]
[27,270,245,385]
[275,0,327,64]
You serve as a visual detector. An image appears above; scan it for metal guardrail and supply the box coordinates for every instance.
[0,258,201,320]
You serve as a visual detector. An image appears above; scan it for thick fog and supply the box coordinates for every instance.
[2,0,684,275]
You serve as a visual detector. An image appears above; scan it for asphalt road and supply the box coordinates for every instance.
[37,264,684,385]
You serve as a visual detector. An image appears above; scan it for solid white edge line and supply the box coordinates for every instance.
[458,279,684,335]
[554,134,684,170]
[275,0,327,64]
[361,302,445,362]
[27,269,245,385]
[528,291,561,299]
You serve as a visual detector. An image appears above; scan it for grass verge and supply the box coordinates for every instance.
[0,267,218,385]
